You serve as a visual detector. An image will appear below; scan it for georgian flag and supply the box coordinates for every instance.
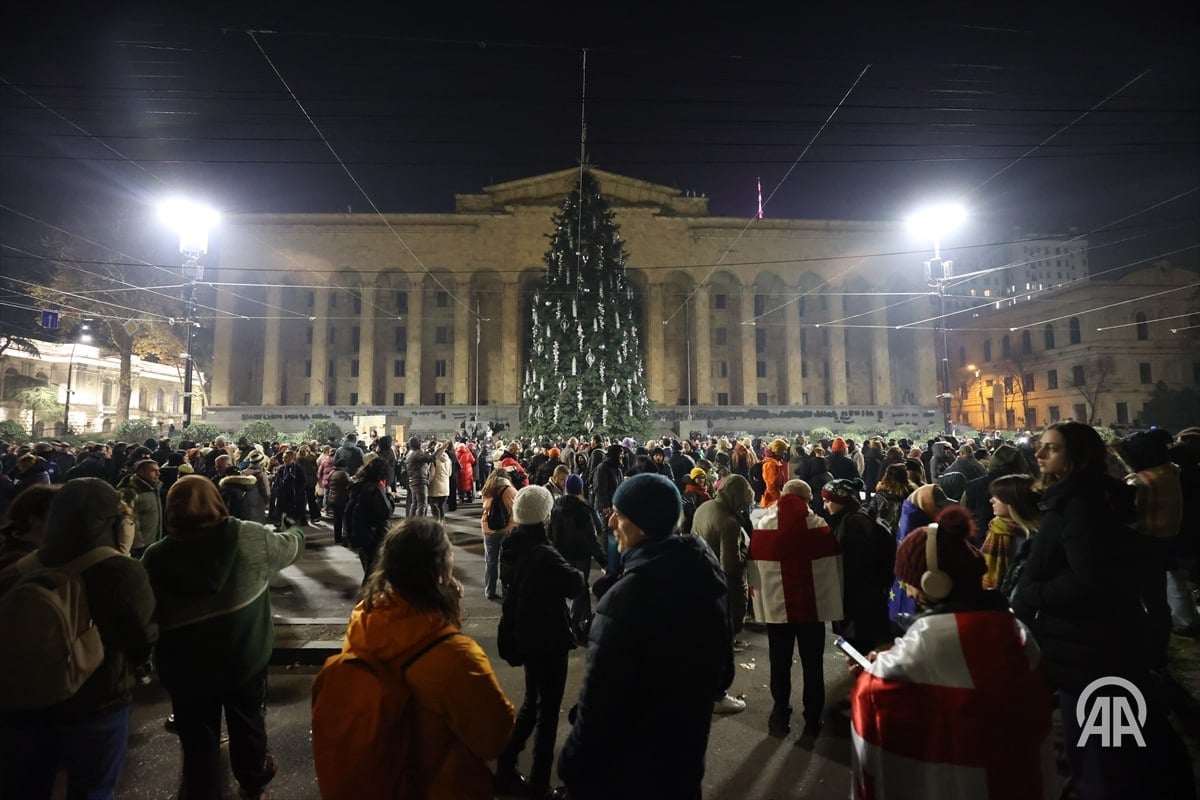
[850,611,1058,800]
[748,494,843,623]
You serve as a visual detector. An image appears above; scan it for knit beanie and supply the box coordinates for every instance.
[689,467,708,481]
[769,438,788,454]
[894,505,984,601]
[821,478,864,505]
[782,479,812,500]
[612,473,682,538]
[565,474,584,496]
[512,485,555,525]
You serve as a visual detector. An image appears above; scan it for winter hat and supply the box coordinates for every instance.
[1120,429,1172,471]
[362,452,379,466]
[821,478,864,505]
[769,438,788,454]
[936,471,967,503]
[910,483,954,518]
[689,467,708,481]
[248,450,265,464]
[565,474,584,495]
[831,437,848,454]
[345,432,358,442]
[177,463,195,475]
[782,479,813,500]
[612,473,682,538]
[512,485,555,525]
[894,505,984,601]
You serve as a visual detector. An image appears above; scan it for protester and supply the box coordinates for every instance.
[980,474,1039,591]
[823,478,891,654]
[692,474,753,654]
[0,483,59,571]
[481,468,517,600]
[548,473,606,640]
[343,457,394,580]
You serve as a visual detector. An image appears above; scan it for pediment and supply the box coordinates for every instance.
[455,167,708,215]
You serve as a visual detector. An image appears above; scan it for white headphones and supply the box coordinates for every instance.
[920,523,954,602]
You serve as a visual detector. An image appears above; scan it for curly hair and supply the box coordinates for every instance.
[360,517,462,625]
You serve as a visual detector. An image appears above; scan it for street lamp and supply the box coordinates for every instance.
[159,198,219,429]
[63,325,92,435]
[907,203,966,435]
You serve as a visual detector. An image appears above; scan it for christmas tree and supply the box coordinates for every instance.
[521,170,652,438]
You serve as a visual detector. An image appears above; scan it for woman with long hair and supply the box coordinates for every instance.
[1012,422,1193,799]
[863,463,917,535]
[317,518,514,798]
[481,468,517,600]
[343,457,394,580]
[981,474,1040,592]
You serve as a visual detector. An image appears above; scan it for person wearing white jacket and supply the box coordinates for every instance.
[429,445,452,521]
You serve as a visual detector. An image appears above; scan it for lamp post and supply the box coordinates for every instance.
[63,325,92,435]
[159,198,219,430]
[906,203,966,435]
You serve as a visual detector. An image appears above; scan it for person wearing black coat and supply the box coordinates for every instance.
[548,477,606,639]
[495,486,584,799]
[269,452,307,527]
[342,458,394,580]
[218,474,267,524]
[589,446,624,513]
[822,478,891,654]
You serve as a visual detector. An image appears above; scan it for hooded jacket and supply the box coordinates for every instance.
[116,473,163,549]
[549,493,605,564]
[141,516,304,691]
[558,534,731,798]
[218,474,268,524]
[0,478,157,721]
[337,596,515,797]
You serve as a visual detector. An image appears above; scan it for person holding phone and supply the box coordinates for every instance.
[848,505,1055,800]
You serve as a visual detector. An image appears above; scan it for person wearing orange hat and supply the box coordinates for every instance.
[760,439,789,508]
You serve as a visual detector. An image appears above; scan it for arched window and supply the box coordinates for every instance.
[1069,317,1081,345]
[1135,312,1148,341]
[102,380,114,406]
[1021,330,1032,355]
[1044,324,1056,350]
[1002,336,1011,358]
[156,387,165,411]
[172,392,181,414]
[101,417,112,433]
[983,340,992,362]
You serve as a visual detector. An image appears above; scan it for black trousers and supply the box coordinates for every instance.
[766,621,827,727]
[498,652,569,794]
[170,668,275,800]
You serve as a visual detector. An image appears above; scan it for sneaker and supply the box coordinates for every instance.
[732,639,750,652]
[713,693,747,714]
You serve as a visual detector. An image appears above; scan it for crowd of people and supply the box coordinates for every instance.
[1,421,1198,798]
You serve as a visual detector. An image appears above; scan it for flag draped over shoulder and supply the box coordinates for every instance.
[850,610,1058,800]
[748,494,842,623]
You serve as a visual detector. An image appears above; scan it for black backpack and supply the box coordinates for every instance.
[857,507,898,590]
[486,494,511,531]
[748,461,766,495]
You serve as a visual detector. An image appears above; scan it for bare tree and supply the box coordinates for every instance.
[1073,355,1116,425]
[0,335,40,359]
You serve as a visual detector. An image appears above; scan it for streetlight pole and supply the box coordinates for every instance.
[62,325,91,435]
[907,203,966,436]
[159,198,219,431]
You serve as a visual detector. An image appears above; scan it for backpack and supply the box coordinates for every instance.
[312,631,460,800]
[748,462,766,495]
[507,468,528,489]
[486,493,511,531]
[857,508,898,590]
[0,546,123,711]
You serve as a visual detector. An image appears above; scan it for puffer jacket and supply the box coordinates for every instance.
[333,596,515,797]
[325,467,350,508]
[218,474,267,524]
[499,526,584,660]
[430,451,452,498]
[559,535,731,799]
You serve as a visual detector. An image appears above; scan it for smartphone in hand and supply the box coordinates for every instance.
[835,636,873,671]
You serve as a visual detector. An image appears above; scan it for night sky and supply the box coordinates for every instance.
[2,3,1198,317]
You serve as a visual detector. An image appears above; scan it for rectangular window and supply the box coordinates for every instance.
[756,361,767,378]
[434,392,446,406]
[1139,362,1152,384]
[349,392,358,405]
[1072,365,1085,387]
[328,360,336,378]
[1074,403,1087,421]
[394,326,407,349]
[715,362,728,378]
[755,328,766,353]
[798,296,806,316]
[715,328,727,346]
[1004,376,1014,394]
[303,392,310,405]
[352,295,362,314]
[330,293,337,309]
[1026,407,1037,428]
[306,291,315,307]
[351,326,360,350]
[306,327,313,344]
[754,295,765,316]
[1047,369,1058,389]
[757,392,768,406]
[717,392,729,406]
[327,391,336,405]
[393,392,405,406]
[1024,373,1035,392]
[1006,408,1016,429]
[1116,402,1129,425]
[435,360,447,377]
[393,359,406,377]
[820,295,828,311]
[350,359,359,378]
[435,291,448,308]
[304,360,312,377]
[1049,405,1060,423]
[328,327,336,344]
[436,326,448,344]
[714,294,727,309]
[395,291,408,313]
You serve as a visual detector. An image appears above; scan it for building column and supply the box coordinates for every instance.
[915,327,938,406]
[406,280,423,406]
[500,276,520,404]
[453,283,470,405]
[829,295,848,405]
[357,285,376,405]
[740,288,757,405]
[309,288,329,405]
[692,285,711,405]
[871,301,892,406]
[210,281,237,406]
[784,286,804,405]
[646,281,665,404]
[260,285,283,405]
